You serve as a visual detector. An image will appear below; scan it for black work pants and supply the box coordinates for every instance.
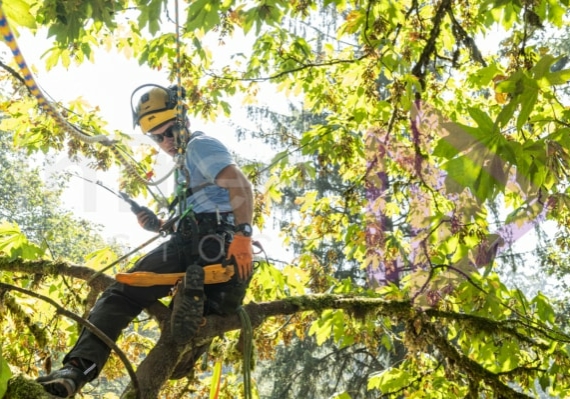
[63,230,247,376]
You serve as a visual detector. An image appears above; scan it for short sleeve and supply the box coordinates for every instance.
[187,135,235,183]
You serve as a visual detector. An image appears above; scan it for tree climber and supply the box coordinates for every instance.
[37,84,255,398]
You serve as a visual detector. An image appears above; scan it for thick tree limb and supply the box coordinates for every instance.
[2,256,566,398]
[0,257,169,321]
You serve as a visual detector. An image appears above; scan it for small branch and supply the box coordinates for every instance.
[425,307,570,346]
[418,316,535,399]
[0,59,26,86]
[204,53,372,83]
[447,9,486,67]
[411,0,453,88]
[0,282,142,399]
[0,257,170,323]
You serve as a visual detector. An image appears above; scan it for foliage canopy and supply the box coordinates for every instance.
[2,0,570,398]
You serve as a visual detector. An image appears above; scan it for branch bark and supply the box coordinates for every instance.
[2,257,568,398]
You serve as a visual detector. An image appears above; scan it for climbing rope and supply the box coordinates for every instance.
[174,0,186,146]
[171,0,193,217]
[238,307,254,399]
[0,6,111,145]
[209,360,223,399]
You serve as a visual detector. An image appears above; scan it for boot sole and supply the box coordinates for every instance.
[172,264,205,344]
[37,377,77,398]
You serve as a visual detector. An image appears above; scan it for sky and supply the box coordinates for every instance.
[9,26,293,263]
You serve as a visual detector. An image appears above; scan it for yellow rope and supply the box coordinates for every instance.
[174,0,185,143]
[0,3,170,188]
[0,5,113,145]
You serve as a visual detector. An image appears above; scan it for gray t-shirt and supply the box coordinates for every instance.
[181,131,235,213]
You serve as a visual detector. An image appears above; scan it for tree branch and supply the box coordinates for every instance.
[0,59,26,87]
[416,315,535,399]
[4,256,568,398]
[411,0,452,88]
[0,282,142,399]
[204,53,372,83]
[0,257,170,322]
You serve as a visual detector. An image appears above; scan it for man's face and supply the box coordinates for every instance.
[149,120,177,157]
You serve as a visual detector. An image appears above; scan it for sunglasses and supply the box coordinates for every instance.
[147,125,176,143]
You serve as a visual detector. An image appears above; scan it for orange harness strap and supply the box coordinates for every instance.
[115,264,235,287]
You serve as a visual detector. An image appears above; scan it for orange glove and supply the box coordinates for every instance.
[227,234,253,281]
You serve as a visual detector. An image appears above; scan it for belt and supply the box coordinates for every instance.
[178,212,234,237]
[194,212,234,225]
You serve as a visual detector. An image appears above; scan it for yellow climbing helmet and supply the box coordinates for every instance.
[131,84,186,133]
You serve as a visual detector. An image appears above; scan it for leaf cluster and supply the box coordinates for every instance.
[4,0,570,397]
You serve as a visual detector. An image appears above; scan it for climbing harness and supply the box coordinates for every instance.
[115,241,263,287]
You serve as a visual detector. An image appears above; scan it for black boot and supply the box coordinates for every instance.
[171,264,205,345]
[36,358,97,398]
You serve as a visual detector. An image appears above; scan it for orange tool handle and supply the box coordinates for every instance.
[116,264,235,286]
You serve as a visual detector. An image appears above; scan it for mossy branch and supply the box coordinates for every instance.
[0,282,142,399]
[415,315,534,399]
[3,256,569,398]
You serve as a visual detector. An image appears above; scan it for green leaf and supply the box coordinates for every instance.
[539,373,551,392]
[517,76,538,130]
[185,0,221,33]
[433,136,460,159]
[42,47,62,71]
[308,310,334,345]
[138,0,163,35]
[368,367,412,391]
[532,54,557,80]
[0,351,12,397]
[467,63,502,87]
[546,67,570,85]
[532,292,555,324]
[546,0,565,27]
[2,0,36,29]
[495,96,519,128]
[442,156,480,193]
[269,150,289,170]
[500,2,518,30]
[331,310,350,346]
[497,340,519,372]
[84,247,118,271]
[495,69,524,94]
[468,106,495,134]
[0,221,43,260]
